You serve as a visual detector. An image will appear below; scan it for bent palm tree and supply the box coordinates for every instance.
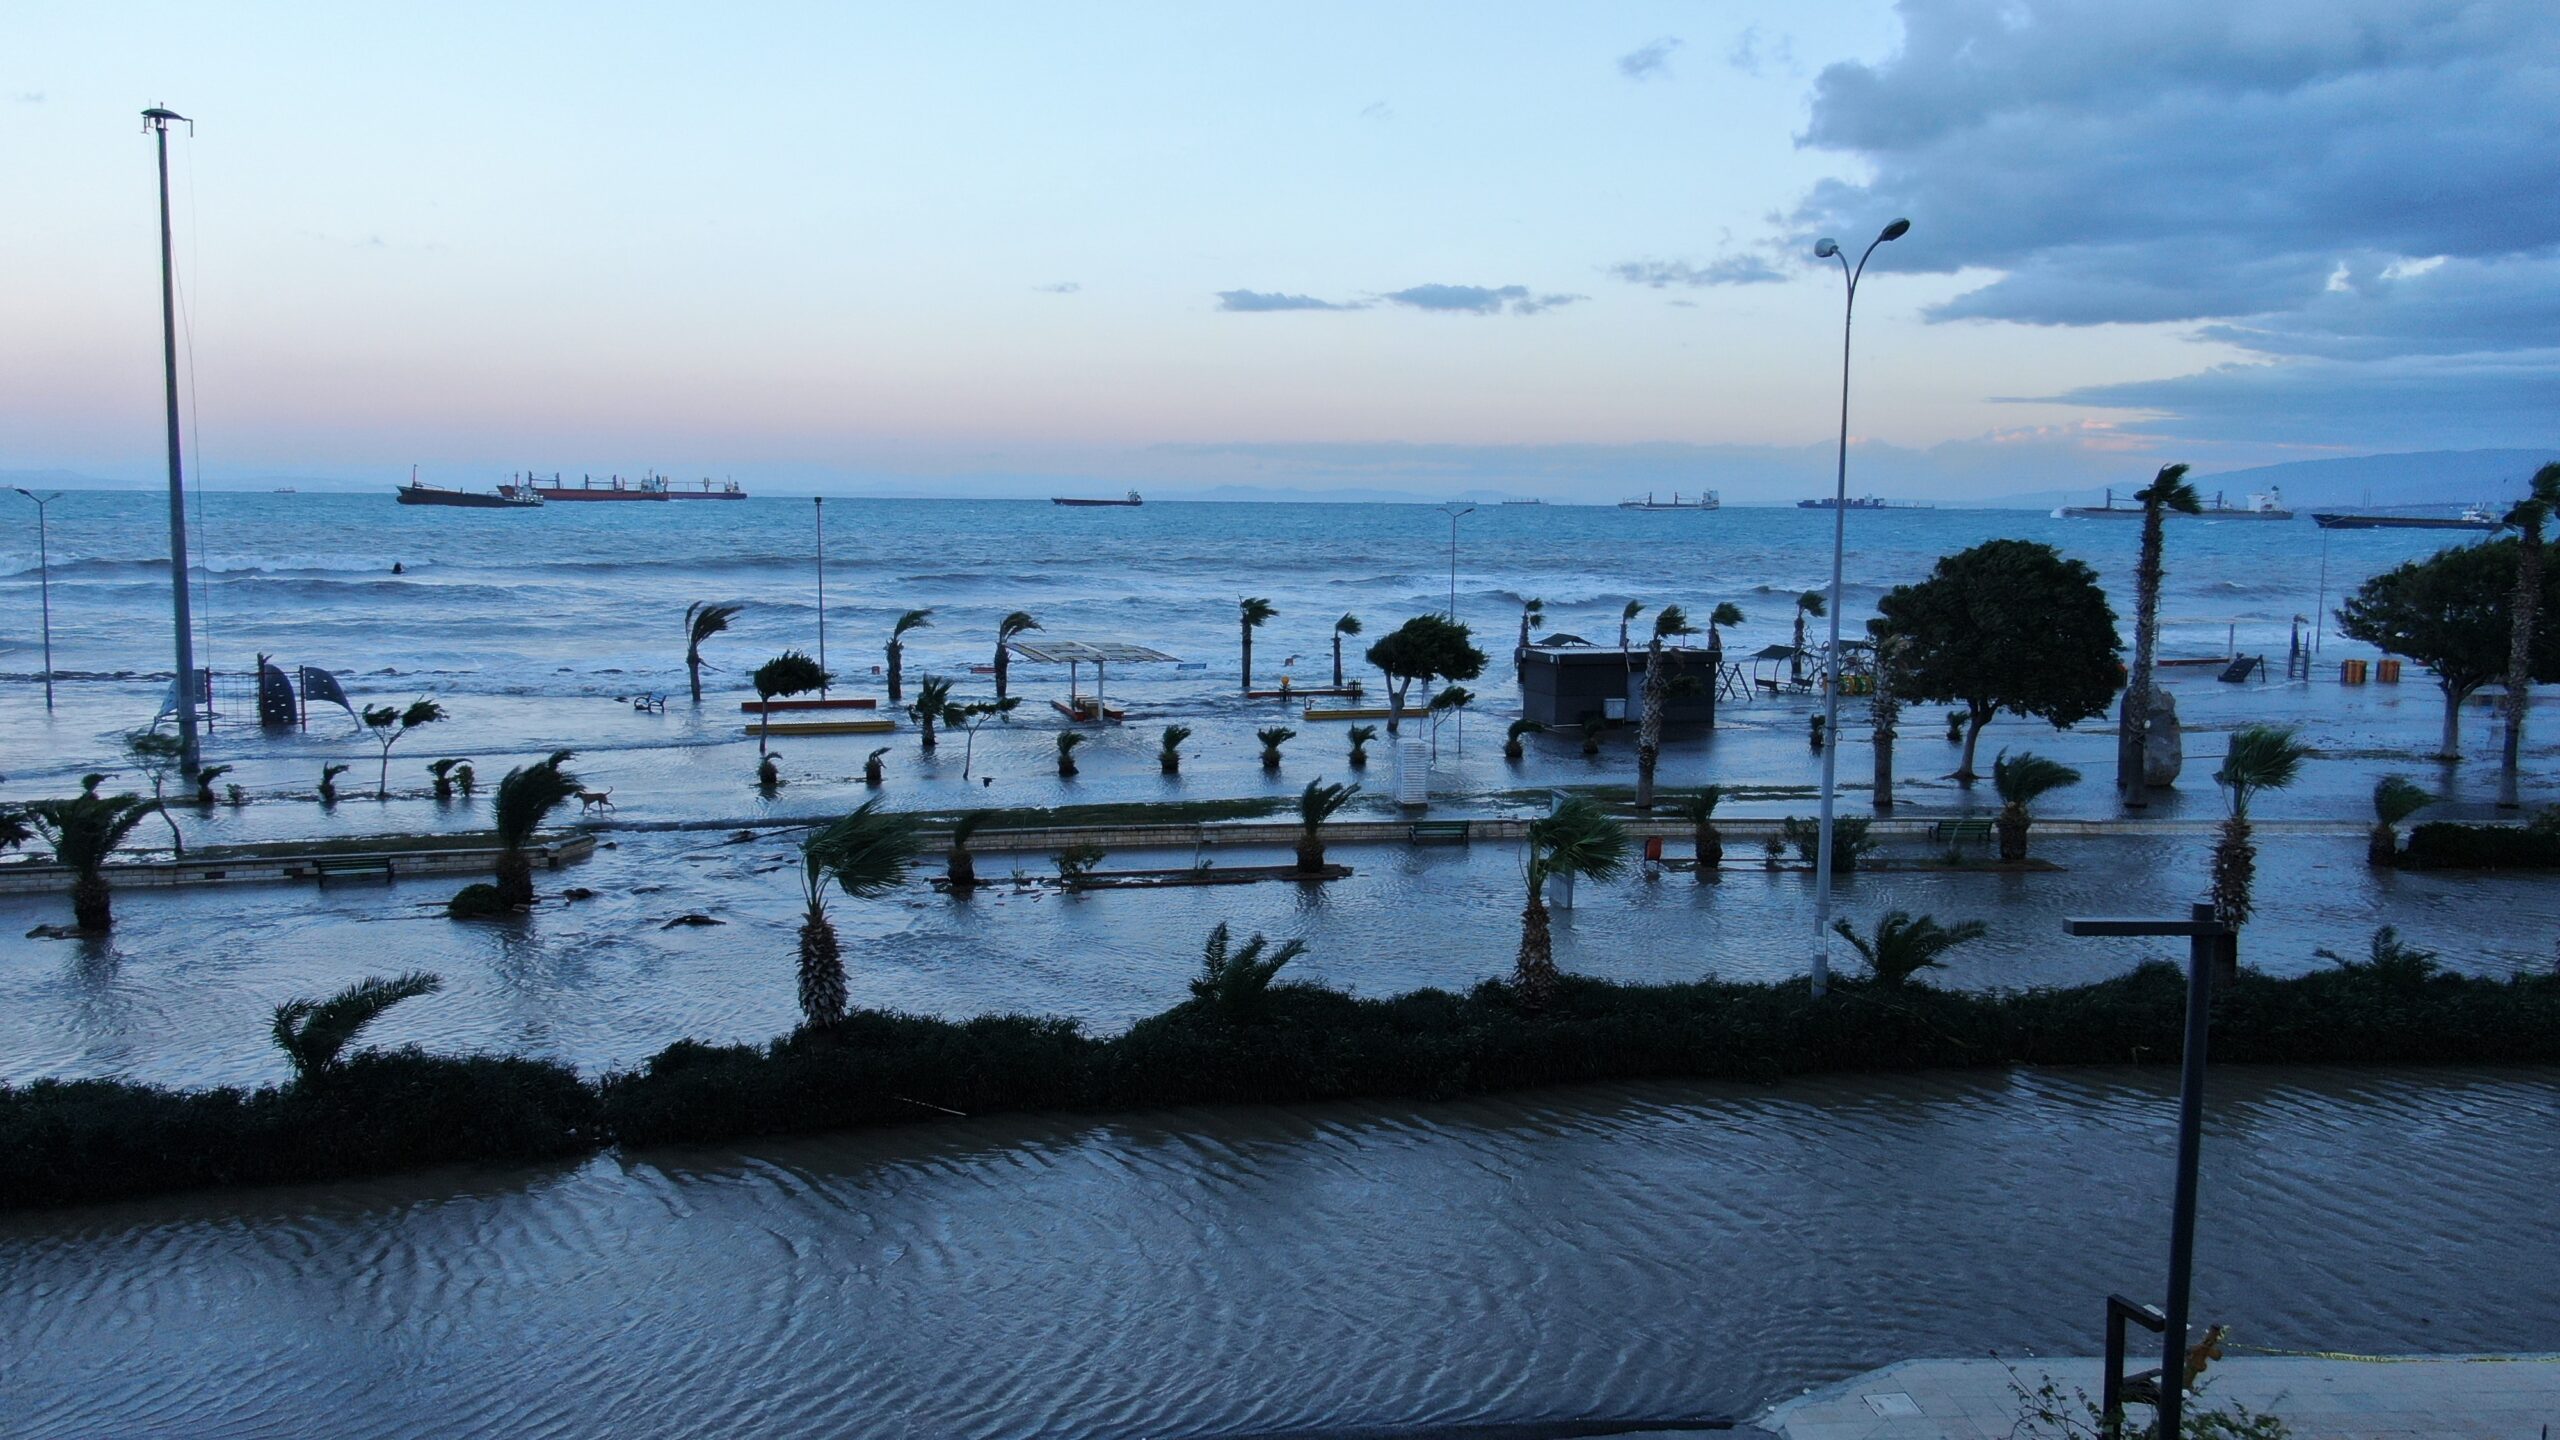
[1791,591,1826,684]
[1832,911,1987,987]
[994,610,1042,702]
[1518,598,1545,651]
[1160,724,1192,775]
[1239,597,1276,689]
[1618,600,1645,662]
[1514,796,1628,1008]
[751,650,831,755]
[1346,723,1378,769]
[1504,717,1545,762]
[1636,605,1698,809]
[427,757,470,802]
[1991,750,2080,863]
[684,601,741,705]
[1705,601,1743,651]
[2499,462,2560,806]
[2122,463,2201,805]
[1189,923,1309,1025]
[1056,730,1086,777]
[271,972,443,1083]
[2211,725,2310,928]
[492,749,579,908]
[1677,785,1727,879]
[945,810,992,890]
[1294,778,1360,873]
[26,776,161,931]
[796,798,921,1027]
[885,608,932,704]
[908,673,957,751]
[1332,613,1362,688]
[2369,774,2434,866]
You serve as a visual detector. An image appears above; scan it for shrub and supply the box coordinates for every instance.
[447,883,511,919]
[2398,821,2560,870]
[1781,815,1874,870]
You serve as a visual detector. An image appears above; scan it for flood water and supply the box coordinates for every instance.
[6,1066,2555,1438]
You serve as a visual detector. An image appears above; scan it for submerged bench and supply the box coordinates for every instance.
[1930,817,1995,847]
[1409,820,1471,845]
[312,855,395,884]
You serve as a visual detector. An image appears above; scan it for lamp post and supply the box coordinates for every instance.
[13,489,59,710]
[813,496,828,696]
[1807,217,1909,997]
[144,105,202,773]
[1439,504,1474,621]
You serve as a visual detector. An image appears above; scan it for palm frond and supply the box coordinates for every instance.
[1675,785,1727,823]
[1056,731,1087,756]
[1160,724,1193,757]
[1298,778,1360,829]
[270,971,443,1082]
[1709,602,1744,629]
[949,809,995,846]
[1832,910,1986,986]
[2372,774,2435,828]
[1797,591,1827,618]
[1992,749,2081,808]
[998,610,1042,640]
[1652,605,1697,640]
[1239,596,1276,627]
[1507,718,1547,742]
[493,749,580,850]
[891,608,934,640]
[2216,724,2311,817]
[1188,922,1310,1021]
[805,796,922,900]
[686,601,742,646]
[2135,462,2202,514]
[1334,612,1362,636]
[1529,795,1629,887]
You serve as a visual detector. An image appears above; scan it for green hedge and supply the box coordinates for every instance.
[2400,821,2560,870]
[9,961,2557,1208]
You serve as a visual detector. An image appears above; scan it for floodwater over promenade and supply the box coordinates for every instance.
[6,1066,2555,1437]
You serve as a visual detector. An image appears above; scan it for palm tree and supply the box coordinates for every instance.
[2369,774,2435,867]
[1504,717,1545,762]
[2211,725,2311,928]
[1159,724,1192,775]
[1791,591,1826,684]
[863,747,889,787]
[1831,910,1987,987]
[994,610,1042,702]
[361,698,447,799]
[944,810,992,890]
[1517,598,1545,651]
[796,798,921,1027]
[1257,725,1296,771]
[1346,723,1378,769]
[758,751,783,792]
[1868,623,1902,812]
[271,972,443,1083]
[1677,785,1727,879]
[1239,597,1276,689]
[192,763,232,806]
[2498,463,2560,807]
[25,775,161,931]
[683,601,741,705]
[1056,731,1086,777]
[318,763,350,805]
[2121,463,2201,805]
[427,757,470,802]
[1705,601,1743,651]
[492,749,579,909]
[1189,923,1310,1025]
[1294,778,1360,873]
[1636,605,1698,810]
[1331,613,1363,688]
[0,810,30,854]
[1514,795,1629,1008]
[1618,600,1645,661]
[751,650,831,754]
[1991,750,2080,863]
[885,608,932,704]
[908,673,957,751]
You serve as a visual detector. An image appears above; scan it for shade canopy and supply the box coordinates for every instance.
[1004,639,1180,665]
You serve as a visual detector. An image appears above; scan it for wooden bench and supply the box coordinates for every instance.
[1409,820,1471,845]
[1929,817,1995,849]
[743,718,897,737]
[313,855,395,884]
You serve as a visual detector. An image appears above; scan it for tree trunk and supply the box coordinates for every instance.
[1636,640,1666,810]
[919,714,938,751]
[864,756,885,787]
[1295,837,1324,874]
[995,648,1010,702]
[797,905,846,1027]
[1996,806,2028,864]
[1513,890,1557,1009]
[1161,752,1180,775]
[2500,524,2543,806]
[2211,815,2256,928]
[688,654,704,705]
[1058,755,1077,778]
[1694,824,1721,879]
[1871,647,1898,812]
[1957,707,1991,782]
[495,849,535,909]
[887,643,904,703]
[1261,749,1281,772]
[2439,685,2464,761]
[1241,625,1253,689]
[2124,506,2167,807]
[947,849,976,890]
[1332,636,1344,688]
[72,870,111,931]
[2367,822,2399,867]
[1504,739,1524,762]
[1385,684,1406,735]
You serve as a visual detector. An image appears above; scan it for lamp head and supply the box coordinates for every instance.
[1813,239,1841,258]
[1878,218,1912,242]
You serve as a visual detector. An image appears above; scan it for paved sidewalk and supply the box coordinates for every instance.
[1715,1355,2560,1439]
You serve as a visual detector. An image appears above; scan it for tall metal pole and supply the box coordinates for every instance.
[813,496,828,696]
[1810,220,1908,997]
[145,107,201,772]
[1439,504,1473,620]
[2156,900,2222,1440]
[13,490,57,710]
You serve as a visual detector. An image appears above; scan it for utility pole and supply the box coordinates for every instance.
[813,497,828,696]
[145,105,202,772]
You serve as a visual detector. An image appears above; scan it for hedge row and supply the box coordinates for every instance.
[8,959,2556,1209]
[2399,821,2560,870]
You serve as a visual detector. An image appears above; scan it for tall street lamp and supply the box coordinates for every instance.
[1439,504,1474,621]
[145,105,202,773]
[14,488,60,710]
[813,496,828,696]
[1808,217,1910,997]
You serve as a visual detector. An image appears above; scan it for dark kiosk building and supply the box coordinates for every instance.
[1515,637,1718,731]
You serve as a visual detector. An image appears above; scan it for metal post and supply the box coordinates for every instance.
[813,496,827,696]
[1439,504,1473,621]
[2158,900,2220,1440]
[146,106,201,772]
[13,489,57,710]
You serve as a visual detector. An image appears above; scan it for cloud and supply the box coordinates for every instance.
[1611,255,1787,288]
[1726,26,1794,77]
[14,92,42,103]
[1216,289,1363,312]
[1358,100,1393,121]
[1617,37,1681,80]
[1034,281,1082,294]
[1786,0,2560,444]
[1382,284,1583,316]
[2048,351,2560,450]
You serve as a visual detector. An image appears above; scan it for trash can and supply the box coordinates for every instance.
[2375,658,2401,684]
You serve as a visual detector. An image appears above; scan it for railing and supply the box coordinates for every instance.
[2102,1293,2169,1431]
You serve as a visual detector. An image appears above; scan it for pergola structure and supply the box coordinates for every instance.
[1004,638,1180,723]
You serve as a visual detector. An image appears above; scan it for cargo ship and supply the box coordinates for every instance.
[1798,495,1932,510]
[394,469,542,509]
[1053,490,1143,507]
[2058,486,2292,520]
[1618,490,1719,511]
[2311,506,2499,531]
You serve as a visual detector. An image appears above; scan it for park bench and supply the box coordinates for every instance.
[312,855,395,884]
[1409,820,1471,846]
[1929,817,1995,851]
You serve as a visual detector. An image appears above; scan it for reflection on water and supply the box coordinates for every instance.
[5,1067,2554,1438]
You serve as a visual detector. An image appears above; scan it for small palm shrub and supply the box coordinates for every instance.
[272,973,444,1083]
[1677,785,1727,878]
[318,763,350,805]
[1187,923,1310,1025]
[1056,731,1086,777]
[1504,718,1545,762]
[1832,911,1987,987]
[1057,843,1105,885]
[1346,724,1378,770]
[1294,779,1360,872]
[1159,725,1192,776]
[1781,815,1874,871]
[2368,774,2434,866]
[1991,750,2080,863]
[1257,726,1296,771]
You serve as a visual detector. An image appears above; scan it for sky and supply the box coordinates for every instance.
[2,1,2555,500]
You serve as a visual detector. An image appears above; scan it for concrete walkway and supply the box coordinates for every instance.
[1714,1355,2560,1439]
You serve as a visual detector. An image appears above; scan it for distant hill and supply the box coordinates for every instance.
[1988,449,2554,511]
